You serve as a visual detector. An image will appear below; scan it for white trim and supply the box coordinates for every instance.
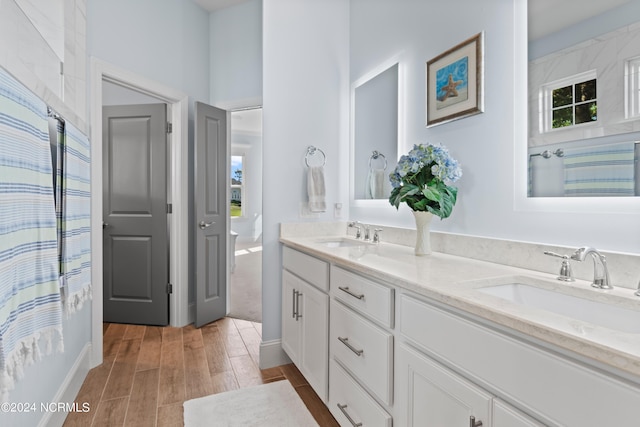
[89,58,190,367]
[38,343,92,427]
[259,339,291,369]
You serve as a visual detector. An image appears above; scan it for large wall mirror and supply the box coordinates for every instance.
[527,0,640,197]
[351,62,399,201]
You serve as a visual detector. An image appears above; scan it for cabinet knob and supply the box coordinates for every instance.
[470,415,483,427]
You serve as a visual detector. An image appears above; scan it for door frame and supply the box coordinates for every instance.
[89,58,189,367]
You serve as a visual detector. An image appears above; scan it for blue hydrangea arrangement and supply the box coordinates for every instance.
[389,143,462,219]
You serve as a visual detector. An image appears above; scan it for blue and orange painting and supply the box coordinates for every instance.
[436,56,468,109]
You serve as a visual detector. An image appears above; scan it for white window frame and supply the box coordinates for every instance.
[230,154,245,218]
[625,56,640,119]
[539,70,597,133]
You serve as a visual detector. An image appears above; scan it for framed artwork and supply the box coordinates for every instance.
[426,32,484,127]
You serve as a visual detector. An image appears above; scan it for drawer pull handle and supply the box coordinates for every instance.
[470,416,483,427]
[338,286,364,300]
[338,337,364,356]
[337,403,362,427]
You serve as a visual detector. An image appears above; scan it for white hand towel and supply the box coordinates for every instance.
[367,169,386,199]
[307,166,326,212]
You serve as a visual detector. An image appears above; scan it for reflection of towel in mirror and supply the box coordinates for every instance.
[308,166,326,212]
[563,141,635,196]
[366,169,386,199]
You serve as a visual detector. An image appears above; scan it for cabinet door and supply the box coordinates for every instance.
[281,270,301,364]
[494,400,545,427]
[299,281,329,402]
[396,344,492,427]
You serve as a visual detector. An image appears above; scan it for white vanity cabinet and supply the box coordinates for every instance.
[281,247,329,402]
[398,292,640,427]
[280,239,640,427]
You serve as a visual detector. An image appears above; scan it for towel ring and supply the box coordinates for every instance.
[369,150,387,171]
[305,145,326,167]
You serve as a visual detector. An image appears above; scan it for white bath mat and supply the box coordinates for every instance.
[183,380,319,427]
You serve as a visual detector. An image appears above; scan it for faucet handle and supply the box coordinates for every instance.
[544,251,575,282]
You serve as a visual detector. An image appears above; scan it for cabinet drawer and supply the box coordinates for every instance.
[331,265,393,327]
[329,359,392,427]
[282,246,329,292]
[330,300,393,405]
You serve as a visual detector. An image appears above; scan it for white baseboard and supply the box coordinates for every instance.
[41,343,92,427]
[259,339,291,369]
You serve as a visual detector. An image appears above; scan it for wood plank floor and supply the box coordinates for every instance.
[63,318,339,427]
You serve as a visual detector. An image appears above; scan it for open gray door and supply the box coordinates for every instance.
[195,102,228,327]
[103,103,169,326]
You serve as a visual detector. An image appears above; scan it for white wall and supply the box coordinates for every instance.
[209,0,262,108]
[0,1,91,424]
[349,0,640,256]
[88,0,210,102]
[262,0,350,343]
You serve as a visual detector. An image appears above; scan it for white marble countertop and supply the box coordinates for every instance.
[280,234,640,381]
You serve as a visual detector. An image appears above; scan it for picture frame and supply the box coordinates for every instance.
[426,32,484,127]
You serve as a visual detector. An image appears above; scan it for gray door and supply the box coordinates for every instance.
[195,102,228,327]
[103,103,169,326]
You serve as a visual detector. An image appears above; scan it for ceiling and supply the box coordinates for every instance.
[195,0,630,40]
[528,0,631,40]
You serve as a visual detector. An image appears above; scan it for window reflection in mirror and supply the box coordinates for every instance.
[352,63,399,200]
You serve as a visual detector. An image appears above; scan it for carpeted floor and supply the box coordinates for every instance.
[228,239,262,323]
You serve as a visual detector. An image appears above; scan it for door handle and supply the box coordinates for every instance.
[295,291,302,320]
[198,220,214,230]
[292,289,298,319]
[103,222,109,229]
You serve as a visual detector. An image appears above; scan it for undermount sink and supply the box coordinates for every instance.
[315,237,373,248]
[479,282,640,334]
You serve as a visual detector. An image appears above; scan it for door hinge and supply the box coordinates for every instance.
[166,203,172,214]
[167,283,173,294]
[166,122,173,134]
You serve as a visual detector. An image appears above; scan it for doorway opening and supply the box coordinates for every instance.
[90,58,189,367]
[227,107,263,323]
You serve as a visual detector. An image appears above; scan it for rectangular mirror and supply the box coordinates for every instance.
[527,1,640,197]
[351,62,399,201]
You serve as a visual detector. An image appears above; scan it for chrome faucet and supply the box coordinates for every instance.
[347,221,362,239]
[570,247,613,289]
[363,225,371,241]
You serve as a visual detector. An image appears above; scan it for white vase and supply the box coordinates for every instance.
[412,210,433,256]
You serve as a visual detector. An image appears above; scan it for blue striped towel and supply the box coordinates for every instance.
[60,121,92,313]
[563,141,636,196]
[0,68,63,402]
